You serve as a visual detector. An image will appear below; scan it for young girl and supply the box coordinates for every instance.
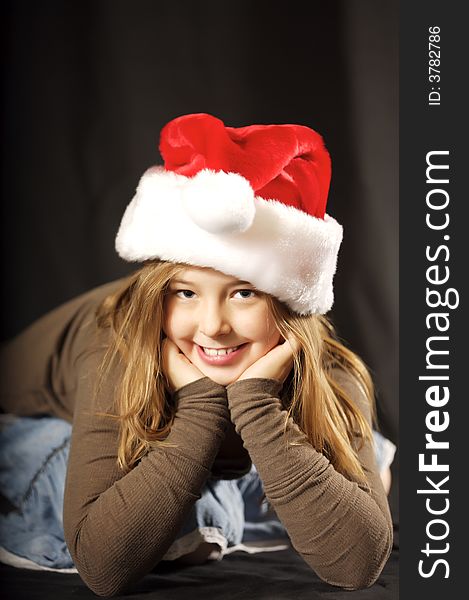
[0,113,395,596]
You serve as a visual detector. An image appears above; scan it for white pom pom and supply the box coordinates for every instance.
[181,169,256,234]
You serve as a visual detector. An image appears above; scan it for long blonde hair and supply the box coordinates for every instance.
[96,260,375,483]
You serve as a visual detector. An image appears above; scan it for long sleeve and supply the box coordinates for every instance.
[63,351,229,597]
[226,375,393,590]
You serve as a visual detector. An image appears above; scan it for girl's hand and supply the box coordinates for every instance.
[162,338,205,392]
[236,336,299,384]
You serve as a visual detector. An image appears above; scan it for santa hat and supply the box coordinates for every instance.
[115,113,343,315]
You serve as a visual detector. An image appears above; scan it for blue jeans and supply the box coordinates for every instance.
[0,416,395,569]
[0,416,72,568]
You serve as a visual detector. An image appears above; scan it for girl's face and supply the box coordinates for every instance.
[163,266,282,386]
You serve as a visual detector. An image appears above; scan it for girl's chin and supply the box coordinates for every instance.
[197,368,243,386]
[192,360,245,385]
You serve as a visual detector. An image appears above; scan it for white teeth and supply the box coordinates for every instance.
[202,346,239,356]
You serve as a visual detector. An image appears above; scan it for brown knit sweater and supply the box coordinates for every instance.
[0,279,393,596]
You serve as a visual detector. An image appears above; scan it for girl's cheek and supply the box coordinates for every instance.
[249,307,279,344]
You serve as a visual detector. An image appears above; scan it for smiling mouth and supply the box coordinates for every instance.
[199,345,243,356]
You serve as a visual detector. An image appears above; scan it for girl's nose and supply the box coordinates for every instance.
[198,303,232,338]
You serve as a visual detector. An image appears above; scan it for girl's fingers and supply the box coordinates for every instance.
[162,337,204,392]
[164,339,191,365]
[162,337,177,355]
[285,334,300,353]
[278,335,299,357]
[162,338,185,364]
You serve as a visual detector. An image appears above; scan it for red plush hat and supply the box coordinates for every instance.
[116,113,343,315]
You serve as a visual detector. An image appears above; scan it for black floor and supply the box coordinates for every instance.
[0,533,399,600]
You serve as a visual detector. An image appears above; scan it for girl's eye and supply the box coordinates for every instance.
[234,289,256,299]
[175,290,196,299]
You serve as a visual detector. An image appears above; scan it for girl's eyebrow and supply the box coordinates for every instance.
[170,278,253,286]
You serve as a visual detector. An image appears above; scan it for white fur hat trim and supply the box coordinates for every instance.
[115,166,343,315]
